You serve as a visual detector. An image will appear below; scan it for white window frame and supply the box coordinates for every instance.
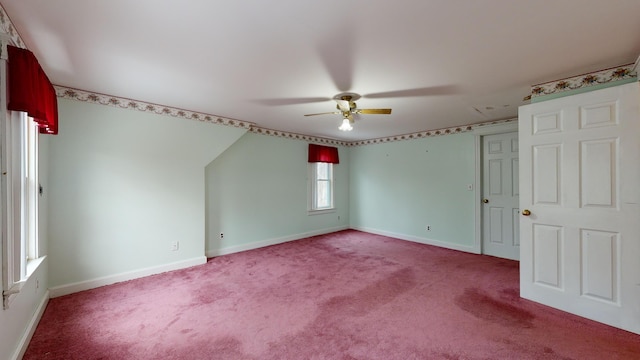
[24,114,39,264]
[1,111,42,309]
[308,162,335,214]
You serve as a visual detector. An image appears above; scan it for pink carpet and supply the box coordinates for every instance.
[25,230,640,359]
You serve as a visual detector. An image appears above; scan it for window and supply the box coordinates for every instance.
[2,111,41,308]
[24,114,39,262]
[310,162,334,212]
[2,42,55,308]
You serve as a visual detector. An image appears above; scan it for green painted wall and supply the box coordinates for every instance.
[46,98,477,289]
[48,99,247,287]
[206,133,349,254]
[349,133,476,251]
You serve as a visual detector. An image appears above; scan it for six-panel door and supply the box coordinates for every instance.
[519,82,640,334]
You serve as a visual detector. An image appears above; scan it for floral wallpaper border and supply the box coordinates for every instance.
[529,64,637,99]
[249,127,350,146]
[55,86,254,130]
[0,4,25,49]
[252,118,518,147]
[347,118,516,147]
[56,85,516,147]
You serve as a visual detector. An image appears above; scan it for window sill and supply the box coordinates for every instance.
[2,256,45,309]
[26,255,46,278]
[308,208,336,216]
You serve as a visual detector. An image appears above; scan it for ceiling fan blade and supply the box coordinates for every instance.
[253,97,331,106]
[317,25,354,92]
[356,108,392,115]
[304,111,341,117]
[363,85,460,99]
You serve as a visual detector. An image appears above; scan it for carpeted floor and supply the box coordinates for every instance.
[24,230,640,359]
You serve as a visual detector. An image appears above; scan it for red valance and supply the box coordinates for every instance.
[7,45,58,134]
[308,144,339,164]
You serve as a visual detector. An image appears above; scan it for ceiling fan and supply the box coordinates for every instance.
[303,92,391,131]
[254,26,461,133]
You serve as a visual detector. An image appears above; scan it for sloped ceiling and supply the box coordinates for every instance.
[2,0,640,141]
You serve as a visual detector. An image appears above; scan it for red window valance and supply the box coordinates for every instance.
[7,45,58,134]
[308,144,339,164]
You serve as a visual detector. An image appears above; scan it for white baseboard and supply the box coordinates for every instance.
[352,226,477,254]
[206,226,349,257]
[13,290,49,360]
[49,256,207,298]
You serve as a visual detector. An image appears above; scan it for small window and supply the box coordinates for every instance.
[310,162,334,211]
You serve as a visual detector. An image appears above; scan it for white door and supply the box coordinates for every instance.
[519,82,640,334]
[482,132,520,260]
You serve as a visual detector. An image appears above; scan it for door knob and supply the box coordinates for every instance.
[482,199,489,203]
[521,209,531,216]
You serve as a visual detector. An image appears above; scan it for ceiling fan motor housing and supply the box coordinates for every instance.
[336,100,357,112]
[304,92,391,128]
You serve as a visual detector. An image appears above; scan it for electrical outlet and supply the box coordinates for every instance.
[170,241,179,251]
[426,225,431,231]
[220,233,224,239]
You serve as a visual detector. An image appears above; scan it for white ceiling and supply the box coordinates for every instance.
[2,0,640,141]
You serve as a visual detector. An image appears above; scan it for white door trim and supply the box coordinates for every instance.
[472,120,518,254]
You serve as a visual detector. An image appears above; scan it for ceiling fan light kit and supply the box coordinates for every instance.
[338,118,353,131]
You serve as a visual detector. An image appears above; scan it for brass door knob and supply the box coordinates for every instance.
[482,198,489,203]
[521,209,531,216]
